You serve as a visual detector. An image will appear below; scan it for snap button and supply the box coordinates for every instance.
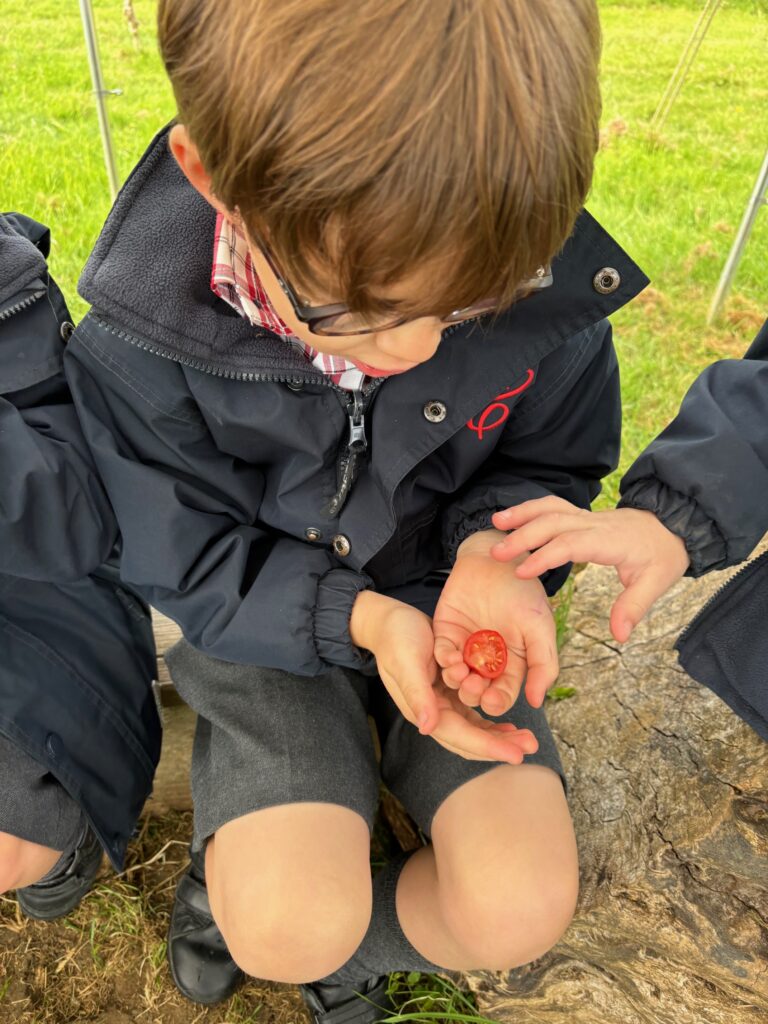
[60,320,74,341]
[45,733,63,759]
[423,400,447,423]
[285,380,304,392]
[305,527,322,542]
[332,534,351,557]
[592,268,621,295]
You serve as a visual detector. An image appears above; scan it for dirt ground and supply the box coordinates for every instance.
[0,810,314,1024]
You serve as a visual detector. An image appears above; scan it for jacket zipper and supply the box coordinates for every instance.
[94,314,465,385]
[325,382,388,517]
[94,315,465,519]
[0,289,45,322]
[677,548,768,644]
[95,316,344,388]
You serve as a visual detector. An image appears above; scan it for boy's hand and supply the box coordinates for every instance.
[490,497,691,643]
[350,591,538,764]
[433,529,559,714]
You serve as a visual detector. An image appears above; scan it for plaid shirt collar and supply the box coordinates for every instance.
[211,214,367,390]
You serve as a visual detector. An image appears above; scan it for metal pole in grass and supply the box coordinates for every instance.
[708,149,768,324]
[79,0,121,201]
[650,0,722,132]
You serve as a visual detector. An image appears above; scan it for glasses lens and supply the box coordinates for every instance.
[312,311,405,337]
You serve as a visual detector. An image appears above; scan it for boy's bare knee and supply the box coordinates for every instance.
[221,893,371,983]
[0,833,48,892]
[441,869,578,970]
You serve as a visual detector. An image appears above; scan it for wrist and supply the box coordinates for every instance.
[457,527,529,565]
[349,590,392,652]
[636,509,691,572]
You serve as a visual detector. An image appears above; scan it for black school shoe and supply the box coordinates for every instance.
[17,824,103,921]
[299,975,395,1024]
[167,848,245,1005]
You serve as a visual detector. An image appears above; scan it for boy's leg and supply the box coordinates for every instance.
[0,734,101,918]
[0,832,61,891]
[165,641,382,1001]
[205,802,373,983]
[397,763,578,969]
[320,681,575,983]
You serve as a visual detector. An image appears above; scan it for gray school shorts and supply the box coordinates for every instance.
[0,733,83,851]
[166,640,567,853]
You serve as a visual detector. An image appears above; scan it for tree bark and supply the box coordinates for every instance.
[466,551,768,1024]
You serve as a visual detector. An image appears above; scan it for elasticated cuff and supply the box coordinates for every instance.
[618,477,728,577]
[314,567,377,673]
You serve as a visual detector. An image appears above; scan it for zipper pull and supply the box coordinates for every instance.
[323,389,367,518]
[347,388,367,453]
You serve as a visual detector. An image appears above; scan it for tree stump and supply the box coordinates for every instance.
[466,551,768,1024]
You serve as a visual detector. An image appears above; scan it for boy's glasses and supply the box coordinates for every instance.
[254,234,553,337]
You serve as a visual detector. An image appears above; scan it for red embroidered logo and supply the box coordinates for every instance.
[467,368,535,439]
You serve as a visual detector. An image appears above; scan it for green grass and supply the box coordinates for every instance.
[2,1,766,508]
[1,1,767,1021]
[589,0,767,502]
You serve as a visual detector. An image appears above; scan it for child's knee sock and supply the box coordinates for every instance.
[317,851,440,986]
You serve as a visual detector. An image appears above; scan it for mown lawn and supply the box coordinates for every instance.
[1,1,767,1022]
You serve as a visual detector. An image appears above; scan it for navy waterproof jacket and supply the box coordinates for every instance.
[619,319,768,740]
[0,213,161,869]
[64,126,649,676]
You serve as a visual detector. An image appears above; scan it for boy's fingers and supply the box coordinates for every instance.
[480,652,527,716]
[480,685,514,716]
[512,530,620,579]
[458,673,491,707]
[490,511,586,563]
[492,496,575,530]
[442,661,470,687]
[522,628,560,709]
[609,574,667,643]
[430,711,534,763]
[388,661,440,735]
[434,634,460,668]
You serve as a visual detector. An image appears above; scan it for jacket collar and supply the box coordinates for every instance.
[79,123,649,379]
[0,213,48,312]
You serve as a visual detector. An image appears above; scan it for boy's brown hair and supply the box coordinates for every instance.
[158,0,601,319]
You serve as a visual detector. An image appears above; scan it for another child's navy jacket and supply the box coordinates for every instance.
[0,213,160,868]
[619,319,768,740]
[65,127,649,676]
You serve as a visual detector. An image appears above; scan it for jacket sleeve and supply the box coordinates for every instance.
[441,320,621,595]
[0,266,116,581]
[618,319,768,576]
[64,319,375,676]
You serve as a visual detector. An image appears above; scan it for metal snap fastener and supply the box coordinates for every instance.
[423,400,447,423]
[332,534,351,557]
[286,380,304,392]
[305,527,322,542]
[592,268,621,295]
[60,320,75,341]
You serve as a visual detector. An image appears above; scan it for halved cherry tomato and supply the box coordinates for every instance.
[463,629,507,679]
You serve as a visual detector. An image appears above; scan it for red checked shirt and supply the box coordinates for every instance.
[211,214,368,390]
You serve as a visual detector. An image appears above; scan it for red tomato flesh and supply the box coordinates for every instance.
[463,630,507,679]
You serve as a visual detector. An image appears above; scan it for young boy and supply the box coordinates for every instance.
[491,318,768,740]
[64,0,648,1016]
[0,212,160,917]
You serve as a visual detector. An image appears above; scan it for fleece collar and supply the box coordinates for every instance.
[79,123,649,379]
